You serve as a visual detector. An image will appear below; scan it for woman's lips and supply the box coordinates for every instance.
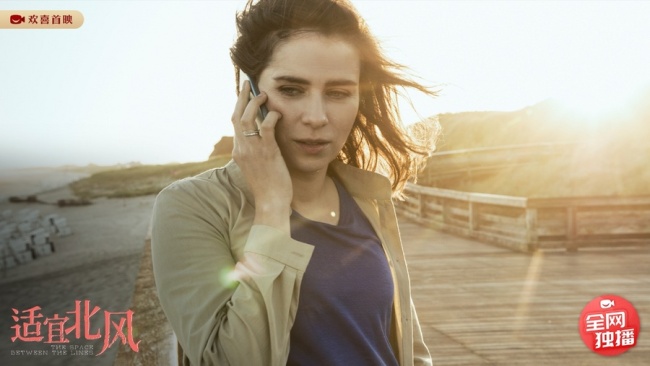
[295,139,329,154]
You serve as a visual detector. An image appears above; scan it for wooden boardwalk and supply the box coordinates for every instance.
[400,219,650,365]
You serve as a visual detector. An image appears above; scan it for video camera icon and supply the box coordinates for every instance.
[600,299,615,309]
[10,14,25,24]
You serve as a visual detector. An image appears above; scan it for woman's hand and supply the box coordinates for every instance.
[231,81,292,233]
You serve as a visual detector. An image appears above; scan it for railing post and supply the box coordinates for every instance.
[525,207,538,251]
[469,201,478,238]
[442,198,451,230]
[403,185,414,220]
[566,206,577,252]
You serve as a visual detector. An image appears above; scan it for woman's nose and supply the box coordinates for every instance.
[301,95,328,127]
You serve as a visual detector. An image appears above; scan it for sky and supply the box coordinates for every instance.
[2,0,650,169]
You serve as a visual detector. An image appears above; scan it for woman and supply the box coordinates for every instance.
[152,0,436,365]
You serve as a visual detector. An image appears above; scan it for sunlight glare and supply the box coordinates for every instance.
[514,251,543,335]
[555,85,639,126]
[219,267,240,289]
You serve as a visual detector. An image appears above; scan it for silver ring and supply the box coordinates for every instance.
[242,129,260,137]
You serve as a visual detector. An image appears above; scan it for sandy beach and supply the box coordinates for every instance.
[0,171,165,365]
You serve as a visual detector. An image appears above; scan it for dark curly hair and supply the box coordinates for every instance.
[230,0,437,195]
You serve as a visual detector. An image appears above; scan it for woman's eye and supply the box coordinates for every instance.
[327,90,352,99]
[278,86,303,97]
[327,90,350,99]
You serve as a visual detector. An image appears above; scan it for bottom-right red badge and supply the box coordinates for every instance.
[579,294,641,356]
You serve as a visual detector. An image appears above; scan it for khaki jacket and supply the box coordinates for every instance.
[151,160,432,366]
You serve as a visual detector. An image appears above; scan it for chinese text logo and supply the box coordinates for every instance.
[579,294,640,356]
[10,300,140,356]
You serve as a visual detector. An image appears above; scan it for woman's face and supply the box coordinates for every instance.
[257,32,360,177]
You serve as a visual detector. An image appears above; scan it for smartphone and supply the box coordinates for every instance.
[240,71,268,126]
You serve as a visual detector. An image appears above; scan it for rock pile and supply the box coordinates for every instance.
[0,208,72,272]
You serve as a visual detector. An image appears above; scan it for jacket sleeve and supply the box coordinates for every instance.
[411,299,433,365]
[151,184,313,366]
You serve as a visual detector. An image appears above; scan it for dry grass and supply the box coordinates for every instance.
[433,143,650,198]
[419,99,650,197]
[70,155,231,199]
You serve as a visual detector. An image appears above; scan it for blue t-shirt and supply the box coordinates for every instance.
[287,177,398,366]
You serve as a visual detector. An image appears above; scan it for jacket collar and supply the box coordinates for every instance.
[328,160,393,200]
[223,159,393,207]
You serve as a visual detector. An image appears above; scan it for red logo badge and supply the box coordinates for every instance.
[10,14,25,24]
[579,294,641,356]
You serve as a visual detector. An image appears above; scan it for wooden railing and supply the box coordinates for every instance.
[395,183,650,252]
